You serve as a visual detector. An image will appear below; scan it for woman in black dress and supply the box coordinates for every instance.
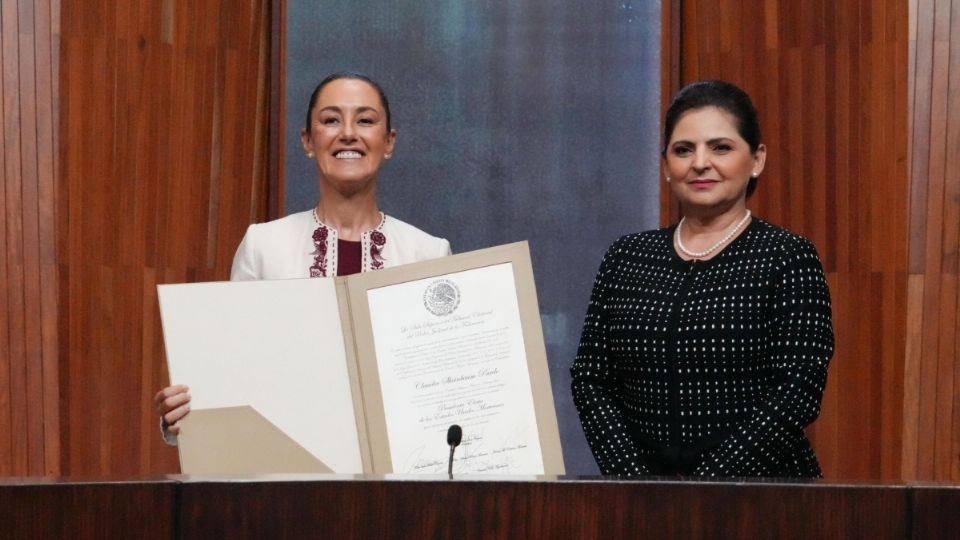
[571,80,834,477]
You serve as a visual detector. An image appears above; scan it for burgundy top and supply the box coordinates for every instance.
[337,239,362,276]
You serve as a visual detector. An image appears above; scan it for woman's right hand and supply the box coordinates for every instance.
[155,384,191,436]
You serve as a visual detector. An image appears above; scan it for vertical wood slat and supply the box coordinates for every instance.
[0,0,61,476]
[664,0,910,480]
[37,0,61,477]
[934,276,957,478]
[19,0,49,478]
[909,0,934,275]
[3,0,30,477]
[0,1,13,476]
[0,0,14,476]
[902,274,924,479]
[58,0,271,475]
[947,0,960,483]
[268,0,286,220]
[944,0,960,277]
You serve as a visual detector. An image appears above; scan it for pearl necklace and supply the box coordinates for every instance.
[675,209,752,259]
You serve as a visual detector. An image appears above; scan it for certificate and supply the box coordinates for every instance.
[366,263,544,474]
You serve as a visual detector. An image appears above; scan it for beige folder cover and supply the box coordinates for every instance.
[178,406,332,474]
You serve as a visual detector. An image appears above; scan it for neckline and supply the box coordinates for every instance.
[312,209,386,235]
[667,217,761,269]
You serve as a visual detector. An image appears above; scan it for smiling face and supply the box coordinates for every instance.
[300,78,397,195]
[663,106,765,213]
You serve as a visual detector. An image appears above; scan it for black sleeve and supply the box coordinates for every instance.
[571,243,649,475]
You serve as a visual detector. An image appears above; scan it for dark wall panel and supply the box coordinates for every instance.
[285,0,662,474]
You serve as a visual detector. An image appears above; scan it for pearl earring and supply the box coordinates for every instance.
[307,152,314,158]
[666,176,672,183]
[751,172,758,178]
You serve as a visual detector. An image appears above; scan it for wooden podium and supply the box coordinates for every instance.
[0,476,957,539]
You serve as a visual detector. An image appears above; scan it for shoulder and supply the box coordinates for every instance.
[245,210,314,237]
[231,210,314,280]
[745,219,825,276]
[748,218,821,258]
[602,226,673,263]
[240,210,315,251]
[382,214,451,261]
[383,214,448,246]
[585,227,674,281]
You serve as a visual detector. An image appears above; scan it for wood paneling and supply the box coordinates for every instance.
[58,0,272,475]
[0,479,176,539]
[903,0,960,482]
[664,0,910,480]
[0,0,61,476]
[178,478,911,539]
[8,477,960,539]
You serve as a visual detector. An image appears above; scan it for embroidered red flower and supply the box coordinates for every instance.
[310,225,329,277]
[370,230,386,270]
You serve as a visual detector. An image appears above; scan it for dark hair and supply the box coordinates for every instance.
[662,80,763,197]
[304,72,392,133]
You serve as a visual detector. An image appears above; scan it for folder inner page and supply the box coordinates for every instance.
[158,278,363,473]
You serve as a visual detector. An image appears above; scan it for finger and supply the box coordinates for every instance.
[163,403,191,426]
[154,384,189,403]
[160,392,191,413]
[158,392,191,415]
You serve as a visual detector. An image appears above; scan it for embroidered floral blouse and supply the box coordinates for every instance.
[309,210,387,277]
[230,209,451,281]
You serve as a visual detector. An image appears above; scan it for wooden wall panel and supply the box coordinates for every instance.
[664,0,910,480]
[904,0,960,482]
[0,0,61,476]
[58,0,271,475]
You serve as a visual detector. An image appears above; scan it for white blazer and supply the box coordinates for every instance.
[230,210,451,280]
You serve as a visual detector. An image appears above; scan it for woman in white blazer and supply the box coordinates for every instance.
[155,73,451,443]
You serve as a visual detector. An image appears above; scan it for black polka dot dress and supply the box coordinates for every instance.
[571,218,834,478]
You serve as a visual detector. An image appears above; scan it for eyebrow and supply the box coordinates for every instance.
[316,105,381,116]
[671,137,736,146]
